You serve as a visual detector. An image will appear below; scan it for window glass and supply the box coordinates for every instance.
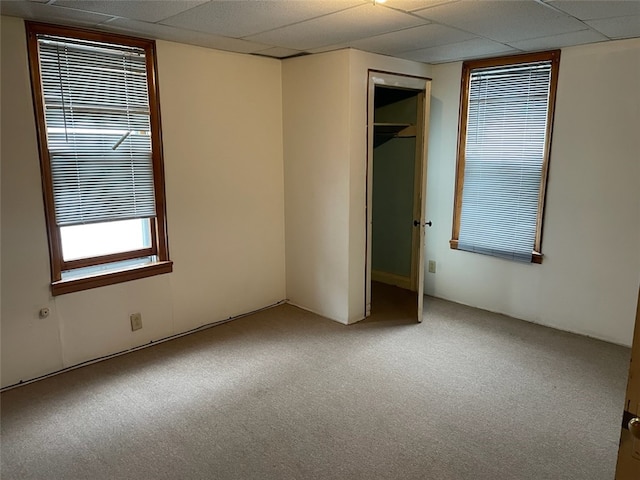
[60,219,151,261]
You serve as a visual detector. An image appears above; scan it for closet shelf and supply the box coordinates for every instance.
[373,123,416,147]
[373,123,416,138]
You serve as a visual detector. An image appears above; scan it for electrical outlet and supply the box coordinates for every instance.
[428,260,436,273]
[130,313,142,331]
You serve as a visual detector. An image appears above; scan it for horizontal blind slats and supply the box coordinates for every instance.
[38,35,156,227]
[459,60,552,262]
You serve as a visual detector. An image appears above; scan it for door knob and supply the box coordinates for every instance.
[629,417,640,440]
[413,220,433,227]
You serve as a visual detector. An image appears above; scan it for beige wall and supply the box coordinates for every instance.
[282,49,430,324]
[282,50,352,323]
[0,16,286,387]
[424,38,640,346]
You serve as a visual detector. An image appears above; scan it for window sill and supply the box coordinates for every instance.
[52,260,173,296]
[449,239,543,264]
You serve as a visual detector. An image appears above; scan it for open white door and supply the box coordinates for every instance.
[415,85,431,323]
[366,71,431,323]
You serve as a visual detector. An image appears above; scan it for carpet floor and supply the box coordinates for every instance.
[0,288,631,480]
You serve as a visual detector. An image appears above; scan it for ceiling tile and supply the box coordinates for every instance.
[507,28,608,51]
[398,38,518,63]
[254,46,305,58]
[2,0,635,65]
[245,3,428,50]
[54,1,209,24]
[161,0,365,38]
[381,0,458,13]
[102,18,272,54]
[413,0,586,42]
[548,1,640,21]
[348,23,475,55]
[0,1,114,26]
[586,15,640,39]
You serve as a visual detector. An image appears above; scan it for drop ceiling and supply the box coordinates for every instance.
[2,0,639,63]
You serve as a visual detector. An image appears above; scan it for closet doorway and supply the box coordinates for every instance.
[365,71,431,322]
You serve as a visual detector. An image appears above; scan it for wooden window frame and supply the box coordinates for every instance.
[450,50,561,265]
[26,22,172,295]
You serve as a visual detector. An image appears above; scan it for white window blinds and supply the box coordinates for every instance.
[458,60,552,263]
[37,34,156,227]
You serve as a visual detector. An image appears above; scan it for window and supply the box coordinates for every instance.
[451,51,560,264]
[27,23,171,295]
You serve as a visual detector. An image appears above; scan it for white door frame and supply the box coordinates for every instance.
[365,70,431,320]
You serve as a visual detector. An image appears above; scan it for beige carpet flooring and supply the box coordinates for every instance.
[0,287,631,480]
